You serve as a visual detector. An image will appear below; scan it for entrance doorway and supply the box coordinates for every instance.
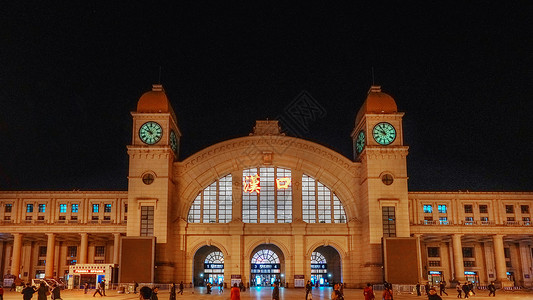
[250,245,285,287]
[193,246,224,287]
[310,246,341,286]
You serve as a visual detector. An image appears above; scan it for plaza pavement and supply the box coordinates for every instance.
[2,287,532,299]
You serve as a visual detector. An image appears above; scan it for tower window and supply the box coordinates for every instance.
[423,205,433,213]
[382,206,396,237]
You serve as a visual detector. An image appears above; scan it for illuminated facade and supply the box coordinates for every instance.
[0,84,532,288]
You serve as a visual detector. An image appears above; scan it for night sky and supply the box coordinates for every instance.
[1,2,532,191]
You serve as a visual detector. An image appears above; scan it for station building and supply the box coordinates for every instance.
[0,84,532,288]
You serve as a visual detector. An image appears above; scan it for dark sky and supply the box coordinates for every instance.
[1,2,532,191]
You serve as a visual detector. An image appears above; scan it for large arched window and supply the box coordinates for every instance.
[187,174,232,223]
[251,249,280,264]
[242,167,292,223]
[302,175,346,223]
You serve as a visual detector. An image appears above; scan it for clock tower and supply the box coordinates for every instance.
[352,85,410,262]
[126,84,181,280]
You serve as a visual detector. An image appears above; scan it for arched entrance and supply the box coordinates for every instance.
[311,246,341,286]
[250,244,285,287]
[193,245,224,286]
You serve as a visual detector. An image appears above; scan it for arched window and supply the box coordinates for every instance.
[302,175,346,223]
[311,251,326,264]
[242,167,292,223]
[187,174,232,223]
[205,251,224,264]
[251,249,280,264]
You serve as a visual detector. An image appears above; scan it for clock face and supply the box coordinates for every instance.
[355,131,365,154]
[139,121,163,145]
[372,122,396,145]
[170,130,178,154]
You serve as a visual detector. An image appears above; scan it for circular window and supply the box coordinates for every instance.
[381,173,394,185]
[142,173,155,185]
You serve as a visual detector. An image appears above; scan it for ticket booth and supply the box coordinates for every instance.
[68,264,116,289]
[427,271,443,285]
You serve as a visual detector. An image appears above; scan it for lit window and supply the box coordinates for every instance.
[302,174,346,224]
[104,204,112,213]
[92,204,99,213]
[523,217,530,225]
[480,217,489,222]
[187,174,232,223]
[71,204,79,213]
[423,205,433,213]
[26,204,34,213]
[38,204,46,213]
[59,204,67,213]
[5,204,12,213]
[438,205,447,214]
[439,217,448,224]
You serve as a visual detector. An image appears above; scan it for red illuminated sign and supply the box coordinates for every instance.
[243,174,261,193]
[276,178,291,189]
[73,269,105,274]
[243,174,292,193]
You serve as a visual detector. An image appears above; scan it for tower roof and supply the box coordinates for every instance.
[137,84,174,114]
[355,85,397,125]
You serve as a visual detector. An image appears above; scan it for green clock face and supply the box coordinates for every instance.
[355,131,365,154]
[372,122,396,145]
[139,121,163,145]
[170,130,178,154]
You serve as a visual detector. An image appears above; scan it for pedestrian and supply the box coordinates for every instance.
[84,282,89,294]
[425,282,430,296]
[363,283,375,300]
[428,288,443,300]
[382,287,393,300]
[179,281,184,295]
[416,282,421,296]
[93,283,103,297]
[488,282,496,297]
[0,284,4,300]
[170,283,176,300]
[272,282,279,300]
[10,282,16,291]
[305,280,312,300]
[151,286,159,300]
[230,283,241,300]
[139,286,152,300]
[50,283,61,300]
[456,283,462,298]
[219,281,224,293]
[467,282,475,295]
[134,281,139,294]
[21,283,36,300]
[461,282,470,298]
[36,282,49,300]
[100,279,106,296]
[439,281,448,296]
[206,282,212,294]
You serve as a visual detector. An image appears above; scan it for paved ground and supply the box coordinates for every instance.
[2,287,532,299]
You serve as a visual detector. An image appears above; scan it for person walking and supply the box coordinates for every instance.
[36,282,49,300]
[428,288,443,300]
[230,283,241,300]
[134,282,139,294]
[416,282,421,296]
[150,287,159,300]
[272,282,279,300]
[0,284,3,300]
[439,281,448,296]
[93,283,103,297]
[382,287,393,300]
[84,282,89,294]
[139,286,152,300]
[456,283,462,298]
[467,282,475,295]
[100,279,106,296]
[425,282,430,296]
[305,280,312,300]
[178,281,184,295]
[461,282,470,298]
[363,283,375,300]
[21,283,36,300]
[50,283,61,300]
[488,282,496,297]
[170,283,176,300]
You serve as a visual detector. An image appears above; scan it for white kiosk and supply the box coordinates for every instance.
[68,264,116,289]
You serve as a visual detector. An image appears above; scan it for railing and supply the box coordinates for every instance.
[415,220,531,226]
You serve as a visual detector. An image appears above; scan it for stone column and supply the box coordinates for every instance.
[113,233,121,265]
[492,235,508,282]
[451,234,465,282]
[45,233,56,278]
[11,233,23,278]
[79,233,88,264]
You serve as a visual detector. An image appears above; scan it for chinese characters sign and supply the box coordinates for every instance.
[243,174,291,193]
